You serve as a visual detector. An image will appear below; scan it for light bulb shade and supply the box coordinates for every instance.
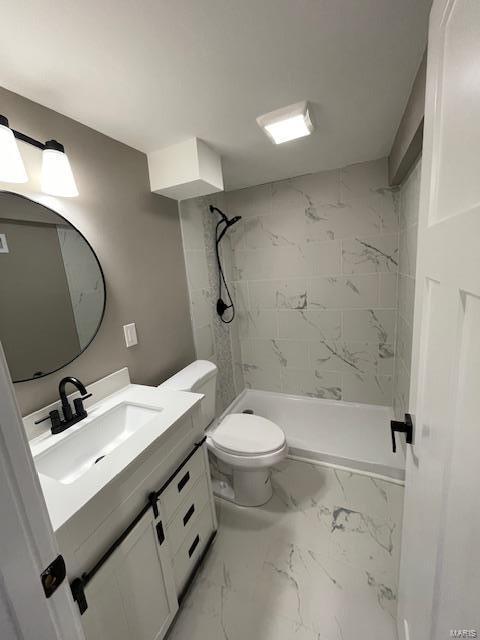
[0,124,28,183]
[41,147,79,197]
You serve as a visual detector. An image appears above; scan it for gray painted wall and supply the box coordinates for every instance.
[0,87,195,418]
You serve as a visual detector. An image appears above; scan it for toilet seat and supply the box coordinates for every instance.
[210,413,286,456]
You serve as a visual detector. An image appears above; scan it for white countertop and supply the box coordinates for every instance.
[29,384,203,532]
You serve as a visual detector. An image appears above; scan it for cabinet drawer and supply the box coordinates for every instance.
[173,503,215,595]
[166,474,210,556]
[160,446,205,523]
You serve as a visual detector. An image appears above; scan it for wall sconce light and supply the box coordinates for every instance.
[0,116,28,183]
[0,115,79,197]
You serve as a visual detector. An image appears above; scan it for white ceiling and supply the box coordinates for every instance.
[1,0,431,190]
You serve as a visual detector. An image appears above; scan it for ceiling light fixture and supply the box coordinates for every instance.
[0,114,79,197]
[257,101,314,144]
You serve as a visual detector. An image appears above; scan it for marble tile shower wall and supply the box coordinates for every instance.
[179,194,242,414]
[393,158,421,419]
[224,158,400,405]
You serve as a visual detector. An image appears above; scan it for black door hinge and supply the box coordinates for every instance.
[390,413,413,453]
[41,555,66,598]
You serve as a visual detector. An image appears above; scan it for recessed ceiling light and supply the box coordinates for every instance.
[257,101,313,144]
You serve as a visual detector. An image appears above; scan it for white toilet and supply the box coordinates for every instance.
[158,360,287,507]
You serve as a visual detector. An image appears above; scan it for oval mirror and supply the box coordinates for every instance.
[0,191,106,382]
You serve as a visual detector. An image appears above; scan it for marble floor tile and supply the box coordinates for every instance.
[167,458,404,640]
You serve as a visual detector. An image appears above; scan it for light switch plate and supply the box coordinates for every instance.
[123,323,138,348]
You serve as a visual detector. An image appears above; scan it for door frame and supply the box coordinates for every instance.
[0,342,84,640]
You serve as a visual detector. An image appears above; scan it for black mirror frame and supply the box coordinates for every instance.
[0,190,107,383]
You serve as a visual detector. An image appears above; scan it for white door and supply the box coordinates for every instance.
[0,344,85,640]
[81,509,178,640]
[397,1,480,639]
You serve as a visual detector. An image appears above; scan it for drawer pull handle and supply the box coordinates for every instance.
[156,521,165,546]
[183,504,195,527]
[178,471,190,492]
[188,535,200,558]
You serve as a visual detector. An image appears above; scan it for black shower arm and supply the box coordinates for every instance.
[209,204,229,223]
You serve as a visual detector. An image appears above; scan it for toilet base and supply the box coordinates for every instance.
[210,464,273,507]
[207,439,287,508]
[233,468,273,506]
[211,478,235,503]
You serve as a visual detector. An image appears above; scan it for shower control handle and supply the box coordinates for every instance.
[390,414,413,453]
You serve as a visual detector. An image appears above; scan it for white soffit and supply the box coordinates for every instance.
[147,138,223,201]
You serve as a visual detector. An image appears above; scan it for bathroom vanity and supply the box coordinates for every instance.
[26,369,217,640]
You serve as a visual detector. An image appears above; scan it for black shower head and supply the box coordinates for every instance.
[209,204,227,222]
[227,215,242,227]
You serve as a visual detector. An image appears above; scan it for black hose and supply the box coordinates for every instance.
[215,219,236,323]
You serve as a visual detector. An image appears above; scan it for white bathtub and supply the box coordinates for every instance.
[218,389,405,482]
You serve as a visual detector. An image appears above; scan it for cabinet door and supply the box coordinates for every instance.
[81,510,178,640]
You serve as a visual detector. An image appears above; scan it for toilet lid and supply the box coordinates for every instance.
[211,413,286,456]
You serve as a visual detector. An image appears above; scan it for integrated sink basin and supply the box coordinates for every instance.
[35,402,162,485]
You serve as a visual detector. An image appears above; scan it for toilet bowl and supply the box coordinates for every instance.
[158,360,287,507]
[207,412,287,506]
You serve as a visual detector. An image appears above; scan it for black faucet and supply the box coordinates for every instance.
[35,376,92,434]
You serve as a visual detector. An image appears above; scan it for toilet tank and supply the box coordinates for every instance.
[157,360,217,429]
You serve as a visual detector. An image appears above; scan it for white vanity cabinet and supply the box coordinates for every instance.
[53,404,217,640]
[80,509,178,640]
